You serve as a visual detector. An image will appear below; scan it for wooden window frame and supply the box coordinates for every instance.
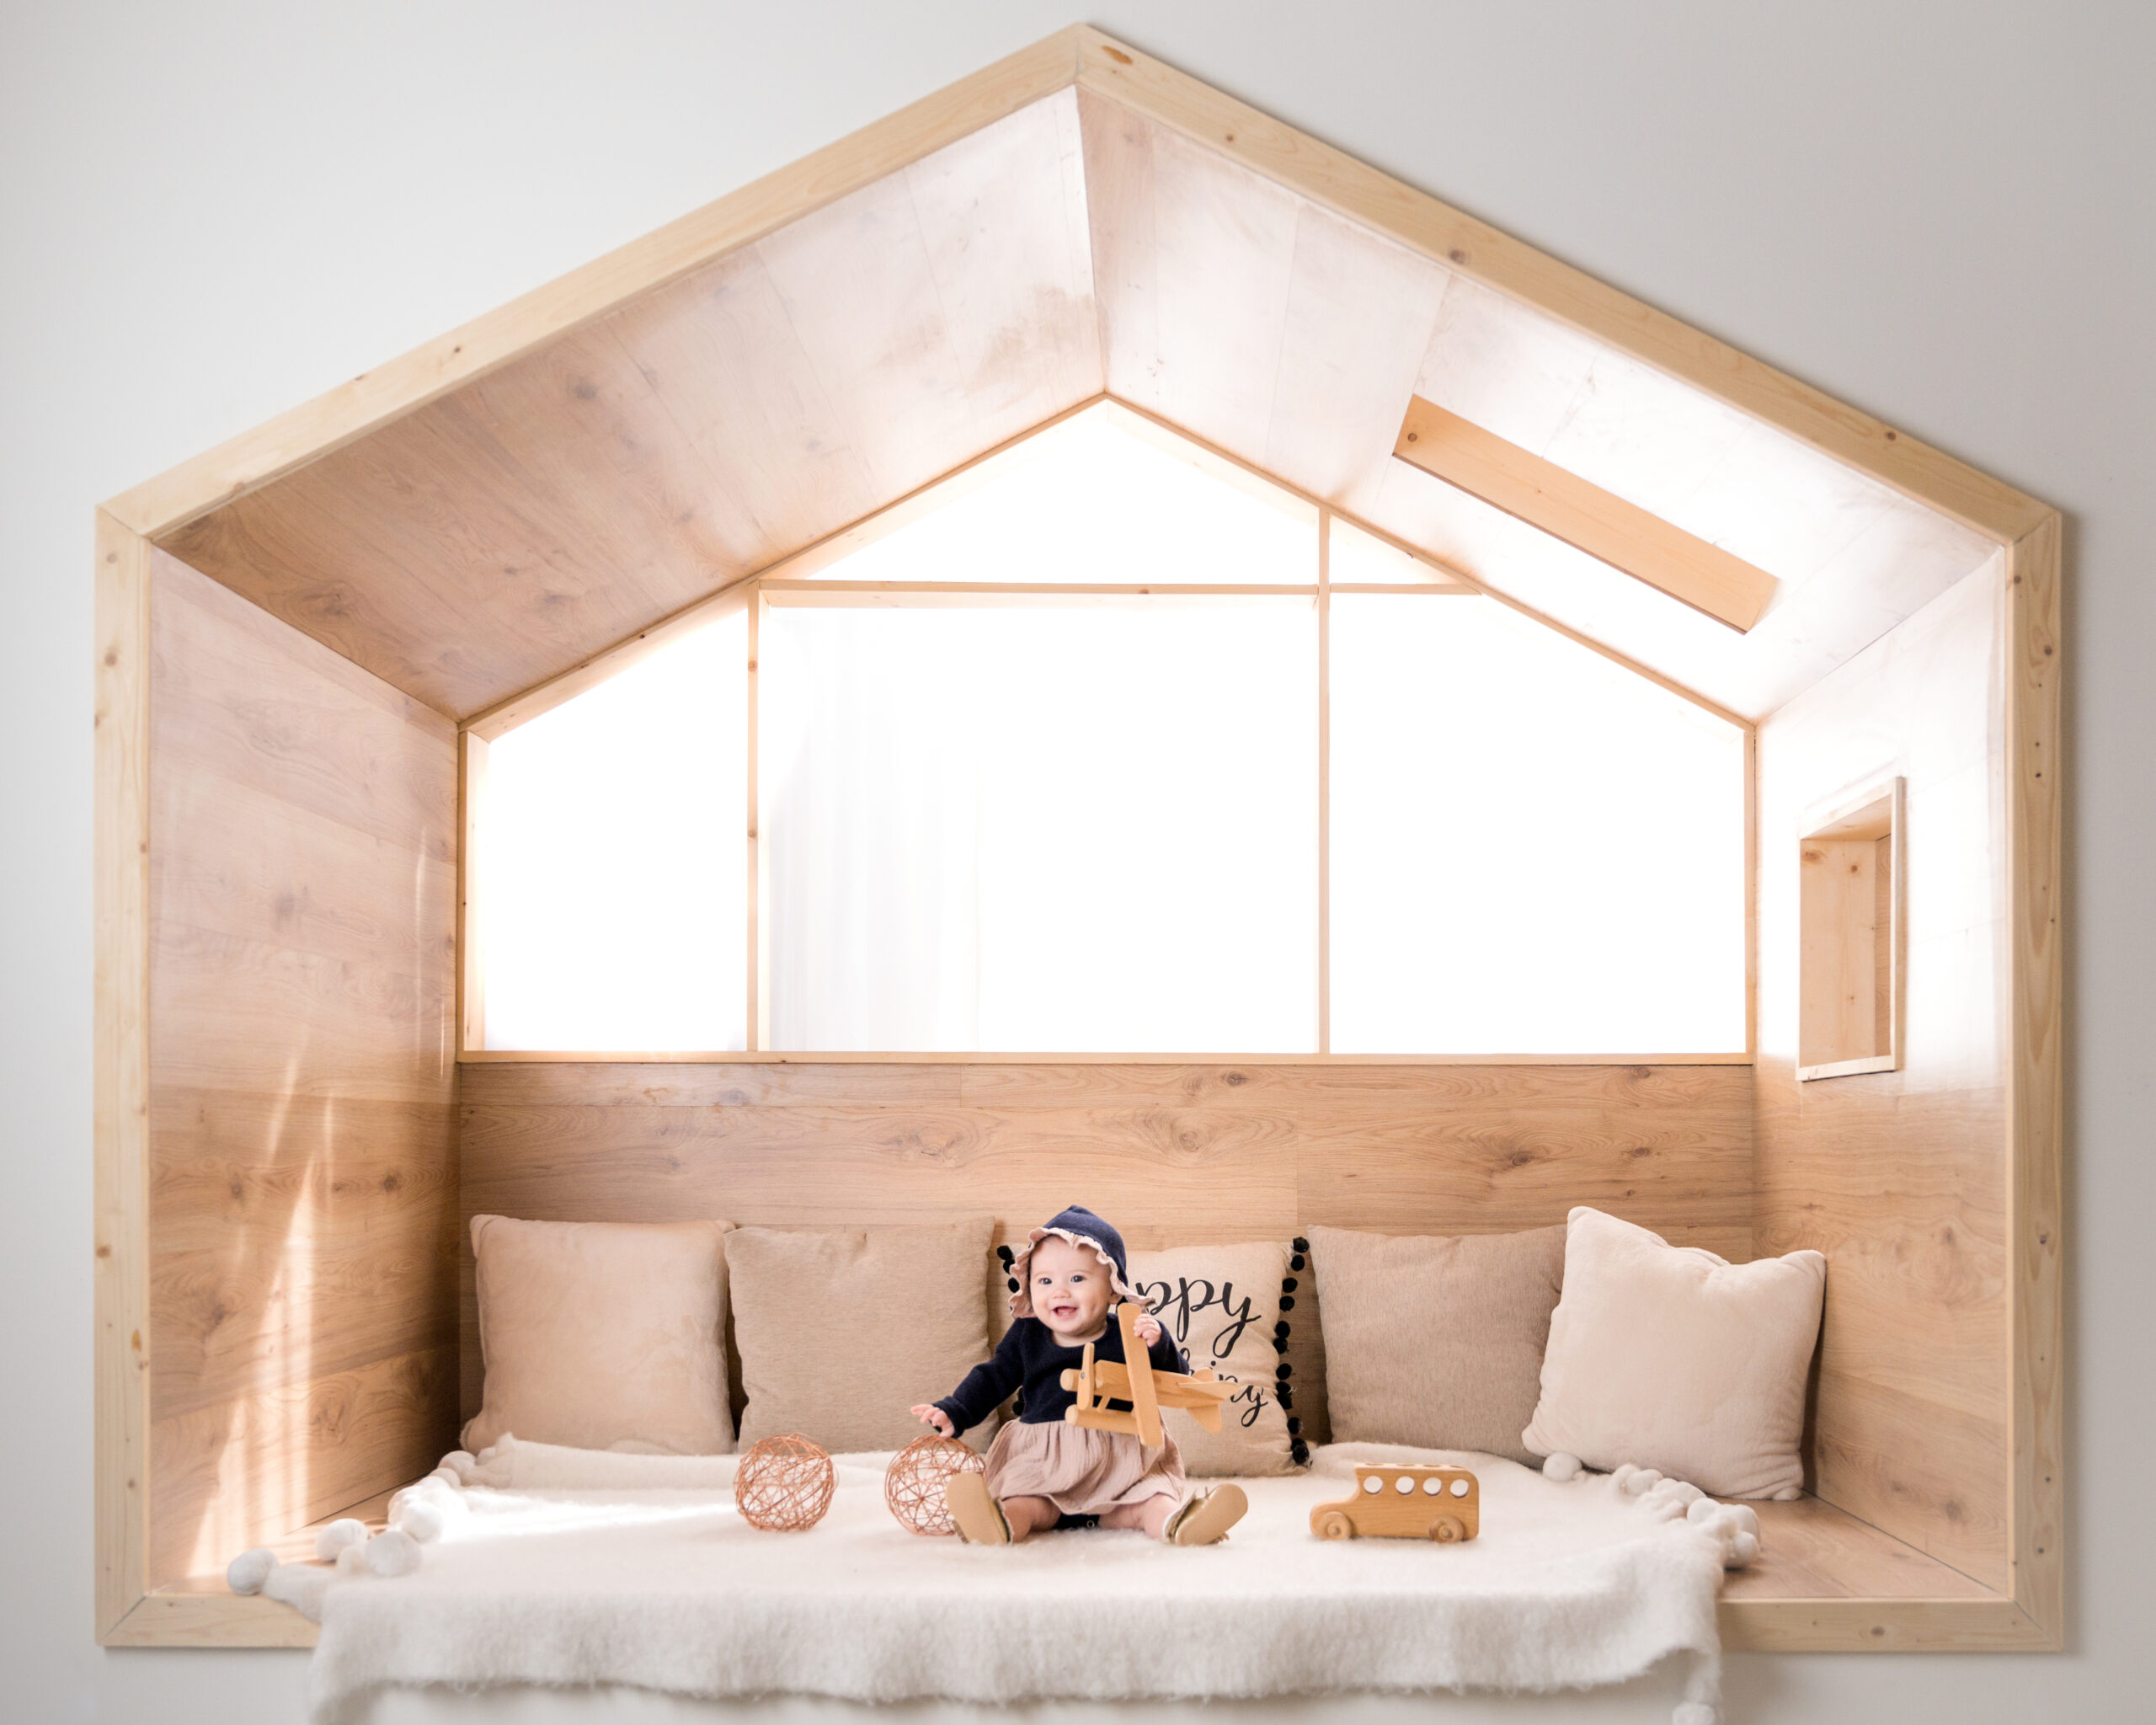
[1796,774,1907,1082]
[454,411,1753,1069]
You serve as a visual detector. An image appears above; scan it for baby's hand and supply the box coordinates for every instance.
[1134,1312,1162,1348]
[910,1403,955,1439]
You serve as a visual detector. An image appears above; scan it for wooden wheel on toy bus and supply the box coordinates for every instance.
[1428,1514,1466,1543]
[1315,1509,1353,1540]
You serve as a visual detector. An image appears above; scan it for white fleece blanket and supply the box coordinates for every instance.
[264,1442,1751,1725]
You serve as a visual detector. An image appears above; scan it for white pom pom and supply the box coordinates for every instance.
[442,1450,477,1482]
[1542,1452,1582,1482]
[314,1518,368,1561]
[334,1541,369,1575]
[1621,1467,1662,1496]
[226,1548,277,1595]
[1726,1530,1760,1567]
[1726,1503,1760,1538]
[1771,1485,1800,1501]
[362,1528,422,1578]
[1610,1464,1637,1489]
[1687,1496,1719,1525]
[1666,1481,1704,1507]
[396,1499,446,1543]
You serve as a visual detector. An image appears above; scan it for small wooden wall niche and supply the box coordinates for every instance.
[1796,776,1905,1081]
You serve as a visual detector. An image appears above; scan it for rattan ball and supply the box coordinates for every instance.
[734,1434,836,1532]
[883,1434,986,1536]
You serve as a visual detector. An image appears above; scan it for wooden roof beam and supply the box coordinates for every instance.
[1393,395,1779,633]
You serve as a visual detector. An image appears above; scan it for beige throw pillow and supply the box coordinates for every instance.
[1307,1223,1565,1465]
[1127,1242,1299,1477]
[729,1219,995,1453]
[463,1215,734,1455]
[1522,1207,1827,1498]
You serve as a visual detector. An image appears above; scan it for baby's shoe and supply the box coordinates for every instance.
[946,1472,1012,1545]
[1166,1483,1246,1546]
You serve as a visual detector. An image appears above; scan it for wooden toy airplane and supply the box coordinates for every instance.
[1059,1302,1240,1448]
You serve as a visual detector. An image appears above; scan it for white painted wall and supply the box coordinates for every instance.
[3,2,2148,1718]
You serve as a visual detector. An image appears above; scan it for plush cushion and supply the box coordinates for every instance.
[1306,1223,1565,1465]
[729,1219,996,1453]
[1522,1207,1827,1498]
[1126,1241,1299,1477]
[463,1215,734,1455]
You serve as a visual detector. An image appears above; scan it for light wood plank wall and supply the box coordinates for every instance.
[458,1060,1753,1442]
[147,553,461,1586]
[1754,557,2011,1589]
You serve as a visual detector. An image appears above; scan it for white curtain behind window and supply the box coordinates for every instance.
[481,611,747,1051]
[1328,594,1746,1053]
[760,599,1319,1051]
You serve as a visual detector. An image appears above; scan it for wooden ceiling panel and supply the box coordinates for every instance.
[1262,203,1449,510]
[754,89,1101,504]
[150,60,2004,729]
[160,92,1102,719]
[1412,273,1599,456]
[1086,94,1449,514]
[1083,92,1299,464]
[602,244,882,568]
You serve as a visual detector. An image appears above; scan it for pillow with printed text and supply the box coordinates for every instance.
[1126,1241,1302,1477]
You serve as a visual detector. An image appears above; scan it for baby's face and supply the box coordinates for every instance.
[1027,1236,1113,1342]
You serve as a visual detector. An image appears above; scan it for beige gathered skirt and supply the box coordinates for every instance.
[984,1418,1185,1515]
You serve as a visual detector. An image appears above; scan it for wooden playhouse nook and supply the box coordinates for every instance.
[93,27,2062,1657]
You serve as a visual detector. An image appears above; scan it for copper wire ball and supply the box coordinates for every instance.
[734,1433,836,1532]
[884,1434,986,1536]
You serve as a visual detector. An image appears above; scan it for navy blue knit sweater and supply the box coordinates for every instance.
[935,1315,1188,1439]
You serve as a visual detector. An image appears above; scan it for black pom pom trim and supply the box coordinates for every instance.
[1275,1361,1292,1380]
[995,1244,1015,1267]
[1278,1295,1295,1311]
[1292,1236,1309,1253]
[1289,1252,1306,1272]
[1281,1275,1298,1293]
[1273,1318,1289,1337]
[1006,1277,1021,1292]
[1276,1386,1294,1410]
[1286,1416,1302,1435]
[1289,1437,1310,1466]
[1271,1334,1287,1354]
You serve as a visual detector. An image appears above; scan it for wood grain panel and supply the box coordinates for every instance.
[458,1062,1753,1438]
[147,554,459,1589]
[1754,559,2012,1591]
[94,511,153,1636]
[148,1344,455,1586]
[157,91,1100,721]
[1722,1496,1995,1602]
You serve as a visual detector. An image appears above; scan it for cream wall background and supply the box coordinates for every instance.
[3,2,2149,1719]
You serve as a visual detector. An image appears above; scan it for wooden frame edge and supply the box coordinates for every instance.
[102,1582,2052,1655]
[1719,1594,2054,1653]
[1074,27,2049,545]
[93,508,152,1642]
[101,28,1089,540]
[457,732,489,1053]
[105,1589,320,1651]
[456,1049,1756,1066]
[2006,511,2064,1646]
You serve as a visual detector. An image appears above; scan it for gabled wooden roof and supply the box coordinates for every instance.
[107,26,2044,723]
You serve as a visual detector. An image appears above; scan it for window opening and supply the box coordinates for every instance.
[1796,777,1904,1081]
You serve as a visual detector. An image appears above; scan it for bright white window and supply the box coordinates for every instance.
[472,404,1748,1057]
[801,407,1317,587]
[479,612,746,1051]
[1327,593,1747,1053]
[760,598,1318,1052]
